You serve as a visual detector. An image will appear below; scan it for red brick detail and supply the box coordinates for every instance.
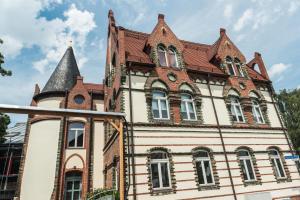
[247,52,270,80]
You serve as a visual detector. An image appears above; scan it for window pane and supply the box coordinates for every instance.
[188,102,196,119]
[151,152,167,159]
[195,151,209,158]
[66,192,72,200]
[151,164,160,188]
[73,181,80,190]
[161,100,168,118]
[238,150,249,157]
[67,181,73,190]
[228,64,235,75]
[270,150,278,156]
[158,49,167,66]
[231,104,237,121]
[246,159,255,180]
[152,100,159,118]
[181,94,190,100]
[77,131,83,147]
[73,191,80,200]
[11,158,20,174]
[204,161,213,184]
[169,50,177,68]
[240,160,248,180]
[271,159,279,177]
[276,158,285,177]
[160,163,170,187]
[68,130,76,147]
[196,162,205,184]
[181,102,188,119]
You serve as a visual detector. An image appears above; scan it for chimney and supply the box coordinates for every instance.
[158,14,165,21]
[220,28,226,36]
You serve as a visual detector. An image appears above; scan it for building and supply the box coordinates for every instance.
[17,10,300,200]
[0,122,26,200]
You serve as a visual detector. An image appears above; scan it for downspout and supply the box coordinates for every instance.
[206,74,237,200]
[88,91,94,191]
[128,62,137,200]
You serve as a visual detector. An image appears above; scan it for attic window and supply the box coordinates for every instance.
[158,45,168,66]
[74,95,85,104]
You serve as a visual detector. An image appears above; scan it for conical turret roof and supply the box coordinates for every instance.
[42,46,80,93]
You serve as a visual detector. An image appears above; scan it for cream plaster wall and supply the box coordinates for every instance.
[213,98,231,125]
[93,121,104,189]
[65,155,84,169]
[202,98,217,124]
[196,83,210,96]
[210,85,224,97]
[94,100,104,111]
[267,103,281,128]
[124,91,148,123]
[37,97,63,109]
[20,120,61,200]
[65,149,86,168]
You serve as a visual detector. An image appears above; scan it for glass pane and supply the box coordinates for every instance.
[269,150,278,156]
[188,102,196,119]
[181,102,187,112]
[152,100,159,118]
[204,161,213,184]
[276,158,285,177]
[151,152,167,159]
[66,192,72,200]
[231,104,237,121]
[77,131,83,147]
[196,162,205,184]
[240,160,248,180]
[151,164,160,188]
[160,163,170,187]
[73,191,80,200]
[69,123,84,129]
[169,51,177,67]
[158,51,167,66]
[194,151,209,158]
[68,130,76,147]
[246,159,255,180]
[67,181,73,190]
[271,159,279,177]
[190,112,196,120]
[153,91,165,98]
[161,100,167,110]
[181,94,190,100]
[228,64,235,75]
[73,181,80,190]
[238,150,249,157]
[161,110,168,118]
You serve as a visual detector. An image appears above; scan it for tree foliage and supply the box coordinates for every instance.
[0,38,12,76]
[277,89,300,151]
[0,113,10,143]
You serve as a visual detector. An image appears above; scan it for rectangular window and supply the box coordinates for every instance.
[195,153,214,186]
[65,173,82,200]
[68,123,84,148]
[181,94,197,120]
[150,152,171,190]
[152,92,169,120]
[228,63,236,76]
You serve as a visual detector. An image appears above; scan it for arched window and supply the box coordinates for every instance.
[68,122,84,148]
[226,56,236,76]
[181,94,197,120]
[168,48,178,68]
[150,150,171,189]
[230,97,245,122]
[237,149,256,182]
[193,150,214,185]
[234,58,245,77]
[64,171,82,200]
[158,45,168,66]
[268,149,286,178]
[152,91,169,119]
[252,100,264,123]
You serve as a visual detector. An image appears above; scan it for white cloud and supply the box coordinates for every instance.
[288,0,300,15]
[0,0,96,74]
[224,4,233,18]
[234,9,253,31]
[268,63,291,78]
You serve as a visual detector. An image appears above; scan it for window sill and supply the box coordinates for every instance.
[66,147,85,150]
[197,184,219,191]
[151,188,174,195]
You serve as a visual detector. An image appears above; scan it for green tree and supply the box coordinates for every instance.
[0,38,11,143]
[0,38,12,76]
[0,114,10,143]
[277,89,300,151]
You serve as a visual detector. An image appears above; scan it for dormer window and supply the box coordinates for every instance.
[158,45,168,66]
[168,48,178,68]
[226,56,236,76]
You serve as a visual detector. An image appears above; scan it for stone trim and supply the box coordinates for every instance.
[235,146,262,186]
[146,147,176,195]
[191,147,220,191]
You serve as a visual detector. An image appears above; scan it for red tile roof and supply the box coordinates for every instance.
[122,28,268,81]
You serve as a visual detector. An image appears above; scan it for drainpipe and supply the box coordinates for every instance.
[128,62,137,200]
[206,74,237,200]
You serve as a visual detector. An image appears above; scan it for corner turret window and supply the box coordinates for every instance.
[181,94,196,120]
[269,149,286,179]
[226,56,236,76]
[230,97,245,122]
[158,46,168,67]
[68,122,84,148]
[150,151,171,189]
[252,100,264,123]
[237,150,256,182]
[152,91,169,119]
[193,150,214,185]
[168,48,178,68]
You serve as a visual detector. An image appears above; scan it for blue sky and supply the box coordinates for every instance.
[1,0,300,124]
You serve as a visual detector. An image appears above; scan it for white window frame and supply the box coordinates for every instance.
[68,123,85,148]
[252,100,265,124]
[269,149,286,179]
[194,150,215,186]
[236,63,245,77]
[181,93,197,121]
[158,46,168,67]
[152,91,170,120]
[150,151,172,190]
[168,48,178,68]
[238,150,256,182]
[65,174,82,200]
[230,97,245,123]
